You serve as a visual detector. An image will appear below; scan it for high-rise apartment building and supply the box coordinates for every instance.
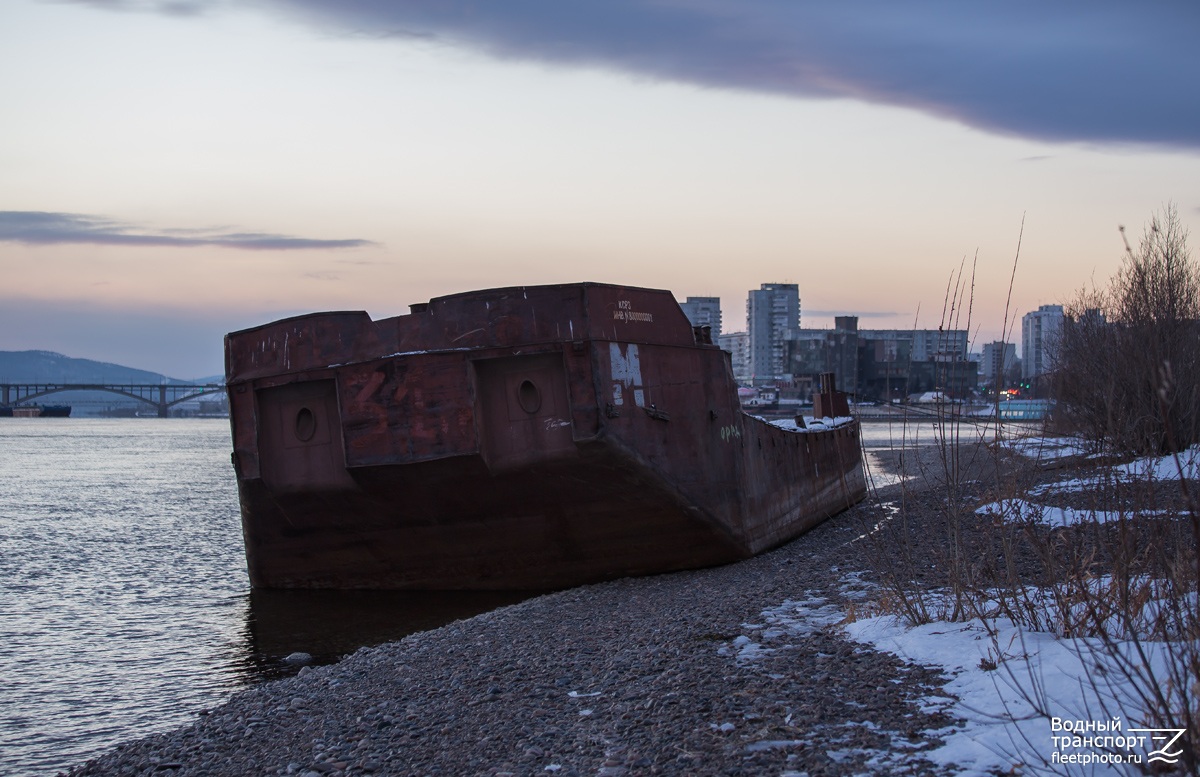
[717,331,749,382]
[980,341,1017,385]
[747,283,800,383]
[1022,305,1064,378]
[678,296,723,338]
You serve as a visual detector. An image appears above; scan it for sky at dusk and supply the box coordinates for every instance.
[2,0,1198,379]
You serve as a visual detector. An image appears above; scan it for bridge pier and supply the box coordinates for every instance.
[159,386,169,418]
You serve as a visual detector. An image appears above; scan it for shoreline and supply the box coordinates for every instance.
[65,427,1079,777]
[66,443,973,777]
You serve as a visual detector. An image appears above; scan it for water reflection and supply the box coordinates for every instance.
[236,589,542,681]
[857,417,1040,449]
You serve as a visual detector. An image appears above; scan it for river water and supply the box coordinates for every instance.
[0,419,528,776]
[0,416,1014,776]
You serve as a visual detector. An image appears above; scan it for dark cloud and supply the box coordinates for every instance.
[256,0,1200,150]
[56,0,212,15]
[0,211,375,250]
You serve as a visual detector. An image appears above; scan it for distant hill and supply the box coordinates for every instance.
[0,351,225,416]
[0,350,221,385]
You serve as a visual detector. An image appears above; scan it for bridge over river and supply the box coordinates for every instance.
[1,382,225,418]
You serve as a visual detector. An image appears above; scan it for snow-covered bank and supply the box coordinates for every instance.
[845,611,1185,776]
[820,436,1199,775]
[739,582,1189,774]
[970,442,1199,527]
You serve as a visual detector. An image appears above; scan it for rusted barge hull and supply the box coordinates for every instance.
[225,283,866,590]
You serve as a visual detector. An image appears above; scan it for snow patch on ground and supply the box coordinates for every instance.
[845,610,1185,776]
[725,588,955,775]
[1112,444,1200,481]
[760,595,847,637]
[1001,435,1092,462]
[974,497,1169,527]
[1004,437,1200,482]
[719,593,846,664]
[740,578,1188,775]
[978,439,1198,527]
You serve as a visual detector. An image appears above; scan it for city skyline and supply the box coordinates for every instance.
[2,1,1198,379]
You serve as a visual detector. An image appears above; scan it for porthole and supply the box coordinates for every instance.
[295,406,317,441]
[517,379,542,414]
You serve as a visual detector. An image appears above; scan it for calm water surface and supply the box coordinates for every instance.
[0,419,527,776]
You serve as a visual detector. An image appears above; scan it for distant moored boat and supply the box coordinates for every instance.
[0,405,72,418]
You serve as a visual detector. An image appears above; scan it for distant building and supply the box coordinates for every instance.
[859,329,975,401]
[980,341,1018,386]
[1022,305,1064,379]
[1071,307,1108,329]
[717,331,750,382]
[788,316,860,395]
[857,335,914,401]
[780,319,977,401]
[678,296,723,338]
[858,328,970,362]
[747,283,800,384]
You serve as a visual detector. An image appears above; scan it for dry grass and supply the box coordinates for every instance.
[859,207,1200,772]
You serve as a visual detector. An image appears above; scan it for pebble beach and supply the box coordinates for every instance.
[66,445,972,777]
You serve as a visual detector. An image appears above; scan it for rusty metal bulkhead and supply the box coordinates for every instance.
[255,380,355,493]
[472,352,576,472]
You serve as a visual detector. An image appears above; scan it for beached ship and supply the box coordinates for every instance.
[225,283,866,590]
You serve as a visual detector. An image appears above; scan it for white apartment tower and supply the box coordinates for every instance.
[747,283,800,384]
[981,341,1017,385]
[1021,305,1064,379]
[678,296,723,338]
[717,331,750,382]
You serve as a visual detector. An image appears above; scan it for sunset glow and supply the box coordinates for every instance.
[2,1,1197,377]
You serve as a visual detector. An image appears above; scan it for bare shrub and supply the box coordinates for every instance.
[860,211,1200,773]
[1054,203,1200,456]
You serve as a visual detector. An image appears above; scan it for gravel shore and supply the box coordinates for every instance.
[67,445,977,777]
